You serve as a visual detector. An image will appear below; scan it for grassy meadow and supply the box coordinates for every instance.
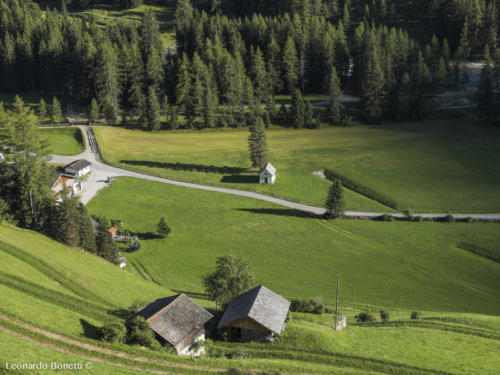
[41,127,85,156]
[1,222,500,374]
[87,177,500,315]
[94,118,500,213]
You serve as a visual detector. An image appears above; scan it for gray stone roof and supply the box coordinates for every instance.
[65,159,91,171]
[138,294,213,346]
[218,285,290,335]
[260,162,276,175]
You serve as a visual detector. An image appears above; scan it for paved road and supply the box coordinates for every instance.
[49,126,500,220]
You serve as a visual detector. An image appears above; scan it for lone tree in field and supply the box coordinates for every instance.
[248,117,268,169]
[157,216,171,238]
[325,179,345,219]
[203,254,254,309]
[88,98,100,124]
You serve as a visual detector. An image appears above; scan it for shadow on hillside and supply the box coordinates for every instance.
[80,319,100,339]
[234,208,320,219]
[220,175,258,183]
[172,289,211,301]
[120,160,247,175]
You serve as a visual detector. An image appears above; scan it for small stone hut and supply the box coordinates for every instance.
[218,285,290,342]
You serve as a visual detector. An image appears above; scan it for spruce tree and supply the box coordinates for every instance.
[146,87,161,131]
[38,99,47,123]
[50,97,64,124]
[475,47,496,125]
[77,203,97,253]
[326,67,343,125]
[325,179,345,219]
[291,89,305,129]
[361,32,385,122]
[96,231,117,263]
[88,98,99,124]
[283,37,299,95]
[157,216,171,238]
[248,117,268,169]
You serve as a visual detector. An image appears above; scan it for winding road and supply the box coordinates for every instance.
[49,126,500,221]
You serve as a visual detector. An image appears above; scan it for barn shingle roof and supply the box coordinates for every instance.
[218,285,290,335]
[65,159,91,171]
[138,294,213,346]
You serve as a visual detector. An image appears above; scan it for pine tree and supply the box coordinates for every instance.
[475,47,496,125]
[38,99,47,123]
[77,203,96,253]
[251,47,270,104]
[361,31,385,122]
[291,89,305,129]
[49,97,64,124]
[88,98,99,124]
[304,100,314,128]
[283,37,299,95]
[96,231,117,263]
[146,87,161,131]
[326,67,343,125]
[248,117,268,169]
[325,179,345,219]
[157,216,171,238]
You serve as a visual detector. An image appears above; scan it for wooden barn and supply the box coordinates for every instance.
[218,285,290,342]
[138,294,213,355]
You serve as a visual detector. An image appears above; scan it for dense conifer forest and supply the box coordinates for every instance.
[0,0,499,127]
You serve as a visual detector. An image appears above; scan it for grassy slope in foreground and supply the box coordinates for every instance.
[93,118,500,213]
[41,127,85,156]
[87,177,500,314]
[1,224,500,375]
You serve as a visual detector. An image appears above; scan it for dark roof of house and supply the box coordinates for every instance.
[138,294,213,347]
[65,159,91,171]
[260,162,276,175]
[217,285,290,335]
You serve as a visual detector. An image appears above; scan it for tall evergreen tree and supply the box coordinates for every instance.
[49,97,64,124]
[475,47,497,125]
[360,31,385,122]
[88,98,99,124]
[146,86,161,131]
[248,117,268,169]
[325,179,345,219]
[157,216,171,238]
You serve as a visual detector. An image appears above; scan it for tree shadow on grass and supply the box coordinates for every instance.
[220,175,259,183]
[234,208,321,219]
[80,319,100,339]
[120,160,248,175]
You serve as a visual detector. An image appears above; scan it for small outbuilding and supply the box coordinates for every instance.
[108,227,119,239]
[218,285,290,342]
[138,294,213,356]
[64,159,92,177]
[259,162,276,184]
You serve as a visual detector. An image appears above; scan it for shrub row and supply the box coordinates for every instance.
[290,297,324,314]
[355,311,421,323]
[323,169,399,210]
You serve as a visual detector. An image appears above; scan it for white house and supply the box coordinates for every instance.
[64,159,92,177]
[259,162,277,184]
[50,174,83,200]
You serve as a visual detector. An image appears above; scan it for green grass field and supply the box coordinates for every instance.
[1,221,499,374]
[41,127,85,156]
[87,177,500,315]
[94,118,500,213]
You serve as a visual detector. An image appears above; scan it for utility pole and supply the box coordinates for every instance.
[335,276,340,330]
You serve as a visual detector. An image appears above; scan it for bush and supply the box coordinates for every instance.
[99,323,126,343]
[126,316,161,349]
[445,214,455,223]
[380,310,390,322]
[355,312,376,323]
[411,311,421,320]
[290,297,324,314]
[413,216,423,222]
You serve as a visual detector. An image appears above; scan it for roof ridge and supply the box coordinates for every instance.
[146,294,182,322]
